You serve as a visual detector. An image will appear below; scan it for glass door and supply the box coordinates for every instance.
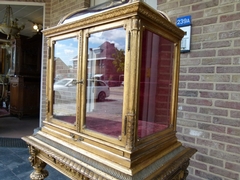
[49,34,79,128]
[81,25,127,142]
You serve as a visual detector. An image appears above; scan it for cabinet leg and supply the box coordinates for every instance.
[28,145,49,180]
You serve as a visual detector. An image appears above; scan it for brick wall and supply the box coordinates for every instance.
[158,0,240,179]
[50,0,90,26]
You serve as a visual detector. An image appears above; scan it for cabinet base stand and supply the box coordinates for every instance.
[22,133,196,180]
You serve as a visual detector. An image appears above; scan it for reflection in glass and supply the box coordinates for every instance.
[138,30,174,138]
[85,27,125,138]
[52,37,78,125]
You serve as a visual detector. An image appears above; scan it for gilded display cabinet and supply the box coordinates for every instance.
[23,1,196,179]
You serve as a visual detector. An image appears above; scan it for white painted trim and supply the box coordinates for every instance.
[0,1,44,6]
[39,4,46,127]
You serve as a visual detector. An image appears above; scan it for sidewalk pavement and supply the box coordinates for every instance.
[0,139,70,180]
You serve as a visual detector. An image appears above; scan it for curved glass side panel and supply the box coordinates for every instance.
[61,0,129,24]
[52,37,78,125]
[138,29,174,138]
[84,27,125,138]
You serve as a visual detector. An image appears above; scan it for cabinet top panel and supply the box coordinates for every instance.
[42,1,184,39]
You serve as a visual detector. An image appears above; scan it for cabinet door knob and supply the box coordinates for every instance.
[75,80,84,85]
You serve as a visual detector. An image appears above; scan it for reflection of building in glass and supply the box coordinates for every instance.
[88,41,124,86]
[54,57,77,81]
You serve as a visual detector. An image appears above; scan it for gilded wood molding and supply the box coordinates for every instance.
[42,2,183,39]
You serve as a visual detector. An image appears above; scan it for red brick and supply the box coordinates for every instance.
[198,123,226,133]
[191,43,201,50]
[218,49,240,56]
[215,100,240,110]
[233,20,240,30]
[185,128,210,138]
[216,84,240,91]
[202,57,231,65]
[180,53,189,59]
[158,1,178,11]
[230,110,240,118]
[219,30,240,39]
[190,160,208,171]
[190,50,216,58]
[192,0,219,11]
[167,6,190,16]
[178,97,184,103]
[186,98,212,106]
[220,12,240,22]
[209,166,239,179]
[234,39,240,46]
[179,75,200,81]
[180,0,202,6]
[197,139,225,150]
[213,117,240,127]
[192,27,202,35]
[191,11,204,19]
[217,66,240,73]
[180,59,201,66]
[204,4,234,16]
[231,92,240,100]
[179,82,186,88]
[196,154,223,167]
[201,75,230,82]
[212,134,240,145]
[226,145,240,154]
[195,170,222,180]
[192,33,217,42]
[227,127,240,136]
[180,67,187,73]
[189,67,214,73]
[233,57,240,64]
[179,90,198,97]
[177,118,197,128]
[187,174,203,180]
[225,162,240,172]
[203,22,233,33]
[188,83,213,90]
[192,17,218,26]
[237,3,240,11]
[199,107,228,116]
[184,112,211,122]
[176,126,183,133]
[203,41,231,48]
[179,105,198,113]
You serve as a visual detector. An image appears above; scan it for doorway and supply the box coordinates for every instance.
[0,2,44,136]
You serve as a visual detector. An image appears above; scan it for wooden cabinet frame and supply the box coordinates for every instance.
[23,1,196,179]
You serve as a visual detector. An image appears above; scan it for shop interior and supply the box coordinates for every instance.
[0,4,43,118]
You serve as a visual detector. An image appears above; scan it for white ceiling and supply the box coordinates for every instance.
[0,4,43,38]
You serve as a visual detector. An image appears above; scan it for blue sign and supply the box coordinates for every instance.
[176,15,191,27]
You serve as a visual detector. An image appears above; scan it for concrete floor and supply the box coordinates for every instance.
[0,115,39,138]
[0,113,70,180]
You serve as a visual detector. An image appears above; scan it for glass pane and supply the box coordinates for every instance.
[85,27,125,138]
[138,30,174,138]
[52,37,78,125]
